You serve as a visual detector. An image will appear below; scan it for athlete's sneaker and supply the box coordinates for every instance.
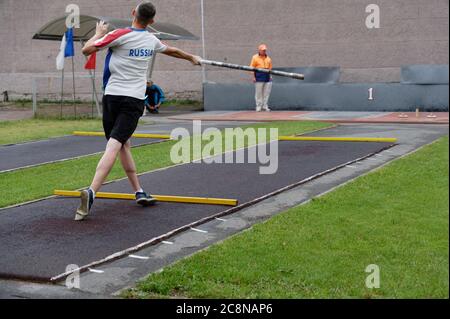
[75,189,94,221]
[264,107,271,112]
[136,192,157,206]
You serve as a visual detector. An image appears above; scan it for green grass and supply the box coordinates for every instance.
[164,99,202,107]
[0,118,103,145]
[8,98,201,108]
[161,99,204,111]
[0,121,331,208]
[126,136,449,299]
[8,99,87,108]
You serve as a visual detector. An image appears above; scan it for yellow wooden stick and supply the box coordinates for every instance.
[54,190,238,206]
[279,136,397,143]
[73,131,172,140]
[74,131,396,143]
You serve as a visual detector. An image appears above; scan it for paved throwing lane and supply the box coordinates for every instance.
[0,135,164,173]
[0,140,392,281]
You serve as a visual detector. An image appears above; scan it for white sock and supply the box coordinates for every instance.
[88,187,96,199]
[136,188,144,194]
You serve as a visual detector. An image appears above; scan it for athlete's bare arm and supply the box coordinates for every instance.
[81,21,201,66]
[82,21,109,56]
[162,46,201,65]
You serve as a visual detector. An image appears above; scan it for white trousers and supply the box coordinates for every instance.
[255,82,272,111]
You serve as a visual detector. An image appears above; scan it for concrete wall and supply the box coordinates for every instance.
[204,64,449,111]
[0,0,448,100]
[202,0,449,84]
[0,0,204,100]
[204,82,449,111]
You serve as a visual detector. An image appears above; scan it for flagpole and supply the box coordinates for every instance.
[92,68,101,117]
[92,69,95,118]
[201,0,207,83]
[60,68,64,119]
[80,41,101,117]
[71,56,76,118]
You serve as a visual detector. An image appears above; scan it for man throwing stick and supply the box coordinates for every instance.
[250,44,273,112]
[78,1,201,221]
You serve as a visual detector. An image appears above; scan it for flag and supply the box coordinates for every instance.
[64,28,75,57]
[84,52,97,70]
[56,28,74,70]
[56,33,66,70]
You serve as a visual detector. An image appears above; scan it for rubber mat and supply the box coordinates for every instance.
[0,135,164,172]
[0,140,392,281]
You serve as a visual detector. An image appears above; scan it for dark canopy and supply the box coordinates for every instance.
[32,15,199,41]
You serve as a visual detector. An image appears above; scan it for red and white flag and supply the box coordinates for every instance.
[84,52,97,70]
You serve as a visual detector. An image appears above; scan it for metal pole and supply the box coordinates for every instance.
[80,41,101,117]
[200,0,207,83]
[71,56,76,118]
[148,52,157,80]
[91,69,95,118]
[200,59,305,80]
[60,68,64,119]
[32,78,37,118]
[92,69,101,117]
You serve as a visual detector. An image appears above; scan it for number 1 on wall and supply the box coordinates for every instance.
[368,87,374,100]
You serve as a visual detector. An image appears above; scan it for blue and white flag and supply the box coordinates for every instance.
[64,28,74,57]
[56,28,75,70]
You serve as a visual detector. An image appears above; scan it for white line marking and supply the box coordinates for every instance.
[215,217,227,222]
[162,241,174,245]
[88,268,104,274]
[129,254,149,260]
[190,227,208,234]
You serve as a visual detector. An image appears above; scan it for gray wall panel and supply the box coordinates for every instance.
[204,82,449,112]
[272,67,340,83]
[401,65,449,84]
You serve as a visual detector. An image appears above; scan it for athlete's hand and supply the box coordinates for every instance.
[190,55,202,66]
[95,21,109,37]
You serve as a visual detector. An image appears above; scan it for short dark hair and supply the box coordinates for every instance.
[136,2,156,25]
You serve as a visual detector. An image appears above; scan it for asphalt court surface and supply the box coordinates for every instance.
[0,135,164,172]
[0,122,252,173]
[0,140,392,281]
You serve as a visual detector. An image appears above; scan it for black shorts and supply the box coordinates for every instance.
[102,95,144,145]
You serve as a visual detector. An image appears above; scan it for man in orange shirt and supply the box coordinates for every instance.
[250,44,273,112]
